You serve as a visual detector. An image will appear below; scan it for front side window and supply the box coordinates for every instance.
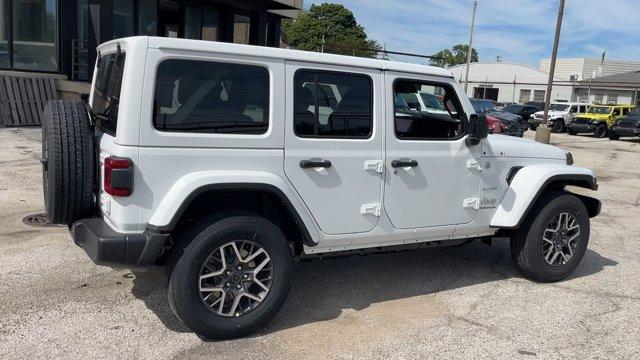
[588,106,611,114]
[92,52,126,134]
[294,70,372,138]
[153,60,269,134]
[394,80,464,140]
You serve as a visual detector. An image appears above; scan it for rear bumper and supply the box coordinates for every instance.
[71,218,169,269]
[610,126,640,137]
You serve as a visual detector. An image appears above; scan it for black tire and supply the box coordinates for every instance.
[167,215,293,340]
[594,123,608,138]
[567,128,577,135]
[551,120,565,133]
[510,192,590,282]
[608,134,620,140]
[42,100,94,225]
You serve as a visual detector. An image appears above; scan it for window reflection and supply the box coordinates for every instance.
[12,0,58,71]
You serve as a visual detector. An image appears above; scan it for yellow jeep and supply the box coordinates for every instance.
[568,104,636,138]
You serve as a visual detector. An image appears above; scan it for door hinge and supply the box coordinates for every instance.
[467,159,483,171]
[363,160,384,173]
[361,203,382,217]
[463,197,480,210]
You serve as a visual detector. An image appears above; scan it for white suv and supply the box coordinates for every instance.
[531,102,589,133]
[41,37,600,340]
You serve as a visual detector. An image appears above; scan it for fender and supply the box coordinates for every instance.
[491,163,598,229]
[146,171,320,245]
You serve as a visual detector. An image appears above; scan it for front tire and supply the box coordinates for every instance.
[167,215,293,340]
[551,120,565,133]
[510,192,590,282]
[594,123,608,138]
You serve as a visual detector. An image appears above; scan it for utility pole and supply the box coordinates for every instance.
[536,0,565,144]
[463,0,478,94]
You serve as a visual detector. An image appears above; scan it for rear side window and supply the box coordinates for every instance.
[294,70,373,138]
[92,52,126,135]
[153,60,269,134]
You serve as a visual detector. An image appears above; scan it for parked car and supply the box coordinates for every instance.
[608,107,640,140]
[41,37,600,340]
[530,102,589,132]
[526,101,546,111]
[502,104,540,122]
[470,98,524,137]
[486,114,503,134]
[568,104,636,138]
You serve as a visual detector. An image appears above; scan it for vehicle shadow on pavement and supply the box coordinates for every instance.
[130,240,616,336]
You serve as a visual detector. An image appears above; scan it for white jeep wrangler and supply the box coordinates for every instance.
[41,37,600,340]
[531,102,589,133]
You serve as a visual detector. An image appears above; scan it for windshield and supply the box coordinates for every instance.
[549,104,570,112]
[419,92,445,111]
[588,106,612,114]
[503,104,523,113]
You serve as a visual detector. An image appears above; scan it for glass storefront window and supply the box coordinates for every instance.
[184,6,201,39]
[113,0,133,39]
[233,14,250,44]
[12,0,58,71]
[202,9,220,41]
[0,0,9,69]
[137,0,157,36]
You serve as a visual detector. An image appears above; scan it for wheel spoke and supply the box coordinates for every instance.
[198,240,274,318]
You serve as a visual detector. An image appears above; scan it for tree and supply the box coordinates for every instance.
[429,44,479,67]
[282,3,381,58]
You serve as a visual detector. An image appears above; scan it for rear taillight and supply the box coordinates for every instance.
[104,156,133,197]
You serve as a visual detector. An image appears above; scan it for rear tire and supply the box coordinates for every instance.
[510,192,590,282]
[608,134,620,140]
[567,128,577,135]
[594,123,608,138]
[167,215,293,340]
[42,100,94,225]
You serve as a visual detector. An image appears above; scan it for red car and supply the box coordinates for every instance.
[486,114,502,134]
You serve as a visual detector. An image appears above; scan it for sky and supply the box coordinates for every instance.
[306,0,640,67]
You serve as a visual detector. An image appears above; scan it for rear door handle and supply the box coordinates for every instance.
[391,159,418,168]
[300,159,332,169]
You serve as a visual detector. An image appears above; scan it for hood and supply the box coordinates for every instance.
[483,134,566,160]
[535,110,566,117]
[575,113,609,120]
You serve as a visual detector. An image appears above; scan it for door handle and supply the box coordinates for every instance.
[391,159,418,168]
[300,159,332,169]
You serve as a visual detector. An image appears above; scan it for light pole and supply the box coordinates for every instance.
[463,0,478,95]
[536,0,565,144]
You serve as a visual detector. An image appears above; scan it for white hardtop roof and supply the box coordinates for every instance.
[550,102,589,106]
[100,36,454,79]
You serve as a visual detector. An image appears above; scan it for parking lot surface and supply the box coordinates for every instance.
[1,128,639,359]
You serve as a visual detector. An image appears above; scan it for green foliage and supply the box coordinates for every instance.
[429,44,479,67]
[282,3,381,58]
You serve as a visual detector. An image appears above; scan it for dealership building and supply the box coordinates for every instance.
[450,58,640,105]
[449,62,569,103]
[0,0,302,125]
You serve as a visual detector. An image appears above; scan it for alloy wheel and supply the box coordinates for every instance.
[542,212,581,266]
[198,240,273,317]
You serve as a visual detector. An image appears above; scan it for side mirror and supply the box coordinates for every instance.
[466,114,488,146]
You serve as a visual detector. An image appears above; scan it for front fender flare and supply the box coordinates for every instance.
[491,164,597,229]
[146,171,320,245]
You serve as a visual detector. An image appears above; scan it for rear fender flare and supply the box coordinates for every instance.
[146,171,320,245]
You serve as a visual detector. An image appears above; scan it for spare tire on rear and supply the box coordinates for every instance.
[42,100,95,225]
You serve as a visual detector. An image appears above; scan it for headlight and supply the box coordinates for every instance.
[566,152,574,165]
